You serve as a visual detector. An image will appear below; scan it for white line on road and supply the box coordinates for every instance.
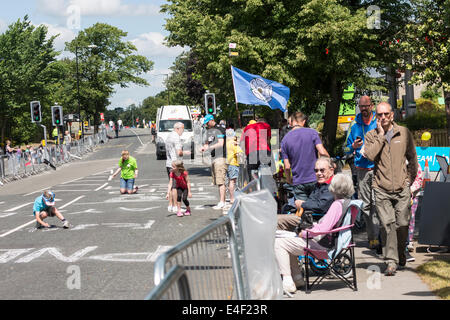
[129,128,145,146]
[62,177,83,185]
[23,187,51,197]
[59,196,85,209]
[95,183,108,192]
[5,202,33,212]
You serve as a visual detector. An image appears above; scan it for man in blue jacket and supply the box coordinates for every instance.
[345,96,380,249]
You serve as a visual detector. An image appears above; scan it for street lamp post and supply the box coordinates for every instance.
[75,44,97,140]
[75,46,82,140]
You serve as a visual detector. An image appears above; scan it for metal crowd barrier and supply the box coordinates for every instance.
[146,178,263,301]
[0,129,109,185]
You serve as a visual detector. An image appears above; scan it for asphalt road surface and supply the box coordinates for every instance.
[0,128,223,300]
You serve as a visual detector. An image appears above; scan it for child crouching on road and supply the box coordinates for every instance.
[33,190,69,229]
[167,160,192,217]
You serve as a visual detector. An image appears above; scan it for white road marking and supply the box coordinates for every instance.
[119,207,160,212]
[62,177,83,185]
[5,202,33,212]
[129,128,145,146]
[15,246,98,263]
[59,196,85,209]
[0,196,85,238]
[23,187,51,197]
[0,212,18,218]
[95,183,108,191]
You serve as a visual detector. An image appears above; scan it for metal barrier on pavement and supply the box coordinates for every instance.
[146,178,265,300]
[0,129,109,185]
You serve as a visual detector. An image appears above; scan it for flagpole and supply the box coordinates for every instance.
[231,65,243,129]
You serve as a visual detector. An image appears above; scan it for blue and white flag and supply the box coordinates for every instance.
[231,66,290,112]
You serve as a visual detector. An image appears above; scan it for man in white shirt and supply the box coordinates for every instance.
[165,122,190,213]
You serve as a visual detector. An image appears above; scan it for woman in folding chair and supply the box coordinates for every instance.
[274,173,357,294]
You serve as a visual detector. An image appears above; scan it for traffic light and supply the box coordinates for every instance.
[205,93,216,115]
[52,106,63,126]
[30,101,41,123]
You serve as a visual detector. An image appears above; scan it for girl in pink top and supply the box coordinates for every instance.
[408,165,423,251]
[167,160,192,217]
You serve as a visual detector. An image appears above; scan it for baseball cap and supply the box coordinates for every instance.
[203,114,215,125]
[249,120,257,125]
[43,191,55,206]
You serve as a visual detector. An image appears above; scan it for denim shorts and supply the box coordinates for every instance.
[227,165,239,180]
[120,178,135,190]
[292,182,316,201]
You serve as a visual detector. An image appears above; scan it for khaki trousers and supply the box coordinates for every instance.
[374,187,411,266]
[356,169,380,241]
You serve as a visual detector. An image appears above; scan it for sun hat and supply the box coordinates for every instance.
[203,114,215,125]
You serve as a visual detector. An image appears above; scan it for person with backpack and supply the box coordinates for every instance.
[274,173,355,294]
[167,160,192,217]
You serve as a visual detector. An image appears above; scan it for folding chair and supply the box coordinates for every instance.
[303,200,363,294]
[435,155,449,182]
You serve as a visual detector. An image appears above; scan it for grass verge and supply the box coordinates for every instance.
[416,259,450,300]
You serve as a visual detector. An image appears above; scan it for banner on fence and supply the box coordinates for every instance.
[416,147,450,172]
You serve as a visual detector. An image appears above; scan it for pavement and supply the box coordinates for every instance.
[285,233,442,300]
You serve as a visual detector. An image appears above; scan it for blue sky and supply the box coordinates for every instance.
[0,0,185,109]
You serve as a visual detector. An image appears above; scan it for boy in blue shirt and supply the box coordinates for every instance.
[33,190,69,229]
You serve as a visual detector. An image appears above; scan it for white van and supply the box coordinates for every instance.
[155,105,194,160]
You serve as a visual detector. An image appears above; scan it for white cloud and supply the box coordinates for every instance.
[0,19,7,33]
[37,0,160,17]
[40,23,76,52]
[131,32,185,58]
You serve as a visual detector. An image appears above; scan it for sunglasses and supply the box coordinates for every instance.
[359,104,371,108]
[314,168,327,173]
[377,112,391,117]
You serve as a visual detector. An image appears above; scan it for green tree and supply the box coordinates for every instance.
[0,16,60,144]
[161,0,410,151]
[402,0,450,143]
[66,23,154,133]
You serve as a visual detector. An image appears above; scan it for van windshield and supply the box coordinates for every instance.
[159,120,193,132]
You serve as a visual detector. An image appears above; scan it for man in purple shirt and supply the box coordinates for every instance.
[281,112,330,210]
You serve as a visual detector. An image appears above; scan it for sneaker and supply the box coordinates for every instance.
[35,221,42,229]
[177,210,184,217]
[172,207,179,213]
[184,210,191,216]
[63,221,70,229]
[369,239,380,250]
[282,277,297,294]
[405,251,415,262]
[385,264,397,276]
[407,242,414,252]
[168,206,173,213]
[213,202,226,210]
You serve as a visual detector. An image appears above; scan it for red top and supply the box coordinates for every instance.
[170,171,188,189]
[240,122,272,156]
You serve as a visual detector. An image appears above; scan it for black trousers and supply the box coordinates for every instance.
[176,188,190,207]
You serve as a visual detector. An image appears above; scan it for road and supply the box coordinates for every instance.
[0,128,223,300]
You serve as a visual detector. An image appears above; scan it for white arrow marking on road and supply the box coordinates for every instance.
[67,209,103,216]
[89,246,172,263]
[119,206,160,212]
[0,249,34,263]
[15,246,98,263]
[71,224,99,231]
[95,183,108,191]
